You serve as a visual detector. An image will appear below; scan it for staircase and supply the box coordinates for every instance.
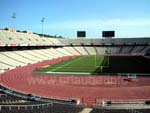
[79,108,93,113]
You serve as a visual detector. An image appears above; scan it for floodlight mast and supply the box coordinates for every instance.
[41,17,45,37]
[11,13,16,29]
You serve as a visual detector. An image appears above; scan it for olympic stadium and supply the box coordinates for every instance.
[0,28,150,113]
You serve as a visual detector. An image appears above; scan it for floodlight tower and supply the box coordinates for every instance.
[41,17,45,37]
[11,13,16,28]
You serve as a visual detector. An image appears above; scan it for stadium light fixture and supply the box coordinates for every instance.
[41,17,45,37]
[11,12,16,29]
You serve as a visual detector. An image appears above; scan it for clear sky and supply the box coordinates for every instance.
[1,0,150,38]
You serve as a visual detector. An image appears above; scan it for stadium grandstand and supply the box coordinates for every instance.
[0,28,150,113]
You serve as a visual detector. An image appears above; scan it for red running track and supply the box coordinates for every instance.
[0,56,150,106]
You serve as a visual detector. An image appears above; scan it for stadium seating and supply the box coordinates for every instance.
[74,47,88,55]
[0,90,84,113]
[63,47,81,55]
[84,47,96,55]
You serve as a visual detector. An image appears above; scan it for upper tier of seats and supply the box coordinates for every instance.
[0,29,62,46]
[59,38,150,46]
[0,29,150,46]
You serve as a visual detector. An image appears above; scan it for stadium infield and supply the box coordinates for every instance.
[35,55,150,75]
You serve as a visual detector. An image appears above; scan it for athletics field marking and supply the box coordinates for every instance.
[50,57,83,72]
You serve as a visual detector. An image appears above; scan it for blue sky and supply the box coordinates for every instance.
[1,0,150,38]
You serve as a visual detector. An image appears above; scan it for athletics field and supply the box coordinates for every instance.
[35,56,150,75]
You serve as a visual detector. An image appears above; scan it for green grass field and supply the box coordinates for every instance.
[37,56,108,73]
[35,56,150,75]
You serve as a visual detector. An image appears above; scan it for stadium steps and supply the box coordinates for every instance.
[79,108,92,113]
[38,49,54,57]
[66,47,81,55]
[31,50,54,59]
[31,50,50,59]
[49,48,66,57]
[95,47,105,54]
[130,46,146,54]
[0,53,26,65]
[64,47,74,55]
[0,54,24,67]
[56,48,72,56]
[131,46,140,53]
[73,47,82,55]
[0,61,14,68]
[14,51,36,62]
[0,61,14,72]
[94,47,98,55]
[46,49,62,58]
[78,47,89,55]
[84,47,96,55]
[128,46,136,53]
[125,47,134,53]
[17,51,41,61]
[5,51,33,64]
[139,46,148,53]
[62,48,74,56]
[83,47,90,55]
[119,46,124,53]
[25,51,46,60]
[35,49,54,59]
[55,48,67,56]
[42,49,58,57]
[122,47,130,53]
[47,49,61,58]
